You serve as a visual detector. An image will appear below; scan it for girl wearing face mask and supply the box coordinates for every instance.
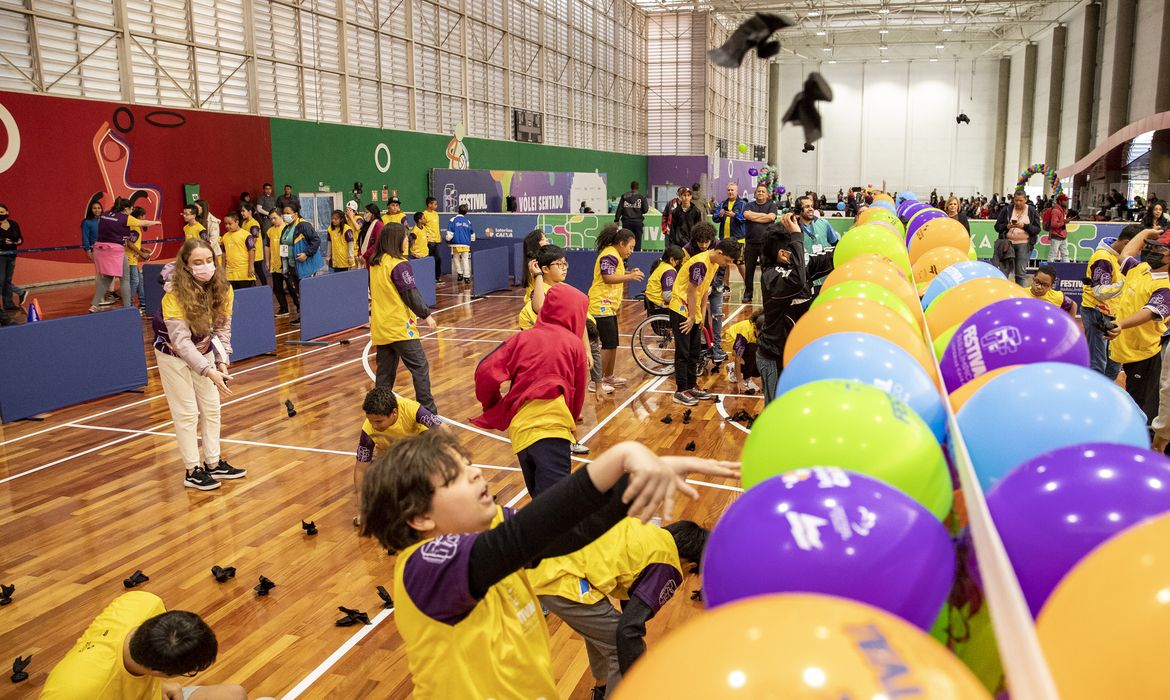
[266,210,294,316]
[152,239,245,491]
[279,202,324,324]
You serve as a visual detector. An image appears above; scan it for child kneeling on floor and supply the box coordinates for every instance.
[359,430,735,700]
[352,387,442,526]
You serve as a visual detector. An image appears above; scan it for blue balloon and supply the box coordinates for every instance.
[956,363,1150,492]
[778,332,947,442]
[836,201,847,211]
[920,261,1006,309]
[871,200,898,215]
[896,191,919,207]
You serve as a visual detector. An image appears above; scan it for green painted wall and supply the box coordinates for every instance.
[269,119,647,211]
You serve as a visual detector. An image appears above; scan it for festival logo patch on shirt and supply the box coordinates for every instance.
[419,535,461,564]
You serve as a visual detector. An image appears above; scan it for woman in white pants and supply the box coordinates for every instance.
[152,239,245,491]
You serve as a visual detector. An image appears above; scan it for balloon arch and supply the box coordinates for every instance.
[1016,163,1064,197]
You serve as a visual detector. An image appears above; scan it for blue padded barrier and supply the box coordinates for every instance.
[409,258,438,308]
[143,262,167,319]
[471,247,511,297]
[228,286,277,361]
[297,268,370,341]
[0,307,147,422]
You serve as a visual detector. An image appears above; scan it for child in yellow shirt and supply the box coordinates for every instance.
[328,208,356,271]
[352,387,442,526]
[722,309,764,394]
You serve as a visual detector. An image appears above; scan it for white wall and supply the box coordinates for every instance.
[1031,30,1054,166]
[1130,0,1165,121]
[1002,47,1026,191]
[1057,8,1086,168]
[776,59,1001,198]
[1094,0,1118,145]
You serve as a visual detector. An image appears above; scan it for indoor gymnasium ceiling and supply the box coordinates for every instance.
[635,0,1086,61]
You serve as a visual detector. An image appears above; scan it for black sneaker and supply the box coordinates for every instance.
[590,686,607,700]
[690,388,713,400]
[672,391,699,406]
[184,466,221,491]
[207,459,246,480]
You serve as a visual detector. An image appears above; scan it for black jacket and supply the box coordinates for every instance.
[615,191,648,224]
[757,239,835,362]
[994,204,1041,245]
[664,202,702,247]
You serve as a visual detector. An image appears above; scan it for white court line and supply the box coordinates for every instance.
[279,606,396,700]
[578,375,669,445]
[686,478,743,493]
[713,396,752,435]
[504,488,529,508]
[0,298,478,449]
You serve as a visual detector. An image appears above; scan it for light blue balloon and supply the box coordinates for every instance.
[920,261,1006,309]
[777,332,947,442]
[871,199,898,215]
[956,363,1149,492]
[896,191,919,207]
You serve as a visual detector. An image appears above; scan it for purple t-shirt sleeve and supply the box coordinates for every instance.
[1061,295,1075,313]
[1090,259,1113,285]
[1145,288,1170,319]
[628,563,682,616]
[245,234,256,251]
[661,269,677,290]
[733,334,748,357]
[689,262,708,285]
[356,430,375,462]
[415,405,443,428]
[390,261,418,293]
[402,532,482,625]
[599,255,620,276]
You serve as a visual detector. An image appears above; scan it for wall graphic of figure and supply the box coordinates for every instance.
[446,123,469,170]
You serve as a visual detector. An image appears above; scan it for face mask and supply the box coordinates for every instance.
[0,214,7,221]
[191,262,216,282]
[282,214,294,223]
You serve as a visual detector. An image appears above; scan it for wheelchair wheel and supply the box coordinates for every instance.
[631,314,676,376]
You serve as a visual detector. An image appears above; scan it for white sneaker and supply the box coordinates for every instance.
[744,379,760,394]
[594,381,615,394]
[605,376,628,387]
[726,364,737,383]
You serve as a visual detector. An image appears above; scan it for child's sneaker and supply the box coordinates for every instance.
[184,466,221,491]
[725,364,737,383]
[744,378,760,395]
[605,376,628,387]
[570,442,590,454]
[689,388,713,400]
[672,391,698,406]
[206,459,247,480]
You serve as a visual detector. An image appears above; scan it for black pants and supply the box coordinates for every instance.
[1124,352,1163,424]
[229,280,254,290]
[428,242,441,281]
[742,344,760,378]
[375,339,437,413]
[624,220,644,251]
[743,242,765,299]
[253,260,269,286]
[271,272,296,313]
[516,436,572,497]
[331,266,351,273]
[670,310,702,392]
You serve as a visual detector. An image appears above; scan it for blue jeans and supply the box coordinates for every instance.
[1011,243,1031,286]
[127,263,144,307]
[1081,306,1121,379]
[758,354,780,404]
[0,254,24,309]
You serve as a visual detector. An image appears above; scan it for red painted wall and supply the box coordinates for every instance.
[0,91,273,285]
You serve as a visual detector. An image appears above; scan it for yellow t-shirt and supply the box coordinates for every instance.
[329,224,355,269]
[125,221,143,266]
[393,507,556,700]
[410,225,430,259]
[221,229,255,282]
[509,396,576,454]
[265,225,283,270]
[1031,288,1066,309]
[41,592,168,700]
[644,263,677,307]
[528,518,682,606]
[1110,262,1170,364]
[370,256,420,345]
[524,277,537,305]
[183,222,205,241]
[421,210,441,243]
[356,395,433,461]
[669,250,719,320]
[242,217,264,262]
[1082,247,1124,312]
[588,246,626,317]
[721,318,758,356]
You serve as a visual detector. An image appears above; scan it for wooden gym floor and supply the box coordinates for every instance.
[0,275,758,699]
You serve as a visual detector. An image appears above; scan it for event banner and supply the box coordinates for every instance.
[448,213,666,251]
[432,169,608,214]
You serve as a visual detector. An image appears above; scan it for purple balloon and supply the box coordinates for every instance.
[748,167,759,176]
[899,201,929,222]
[905,209,947,242]
[702,468,954,630]
[777,185,786,195]
[988,442,1170,616]
[939,297,1089,392]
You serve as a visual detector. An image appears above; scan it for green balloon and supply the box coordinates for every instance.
[933,324,959,361]
[864,210,905,235]
[741,379,953,521]
[811,280,920,330]
[834,226,913,277]
[967,244,978,261]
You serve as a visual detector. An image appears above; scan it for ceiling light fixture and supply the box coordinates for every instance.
[943,27,953,32]
[881,59,889,63]
[879,45,888,51]
[935,43,945,49]
[816,30,826,36]
[823,47,833,52]
[808,10,820,17]
[930,58,939,62]
[879,28,889,34]
[828,60,837,64]
[878,7,890,14]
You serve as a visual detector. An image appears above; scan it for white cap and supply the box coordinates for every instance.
[345,200,358,211]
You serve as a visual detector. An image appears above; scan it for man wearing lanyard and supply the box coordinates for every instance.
[797,195,838,292]
[708,183,746,362]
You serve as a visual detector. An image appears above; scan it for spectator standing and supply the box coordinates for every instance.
[994,190,1041,285]
[944,196,971,233]
[1043,194,1071,262]
[193,199,221,264]
[420,196,443,282]
[279,202,323,323]
[615,181,649,251]
[663,186,702,249]
[82,200,110,306]
[742,184,779,303]
[0,203,27,314]
[256,183,277,220]
[1144,200,1170,230]
[276,184,298,212]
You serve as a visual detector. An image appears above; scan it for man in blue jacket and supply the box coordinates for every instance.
[708,182,747,362]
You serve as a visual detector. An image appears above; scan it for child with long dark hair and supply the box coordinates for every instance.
[588,226,643,386]
[370,222,438,412]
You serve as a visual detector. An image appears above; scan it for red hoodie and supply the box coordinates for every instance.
[471,284,589,431]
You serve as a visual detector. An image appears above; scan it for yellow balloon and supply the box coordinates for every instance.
[615,594,991,700]
[1038,512,1170,699]
[909,218,974,264]
[923,278,1030,341]
[821,254,920,313]
[912,246,969,287]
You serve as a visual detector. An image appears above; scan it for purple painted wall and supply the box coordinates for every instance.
[710,157,770,199]
[647,155,710,191]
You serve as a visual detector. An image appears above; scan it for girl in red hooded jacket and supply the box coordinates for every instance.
[472,284,589,495]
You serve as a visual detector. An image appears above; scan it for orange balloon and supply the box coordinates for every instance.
[923,278,1029,341]
[947,365,1019,412]
[822,254,920,317]
[872,192,896,204]
[614,594,992,700]
[785,297,939,388]
[1038,512,1170,699]
[909,218,974,264]
[912,246,969,287]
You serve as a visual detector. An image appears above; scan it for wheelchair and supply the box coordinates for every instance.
[631,294,719,377]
